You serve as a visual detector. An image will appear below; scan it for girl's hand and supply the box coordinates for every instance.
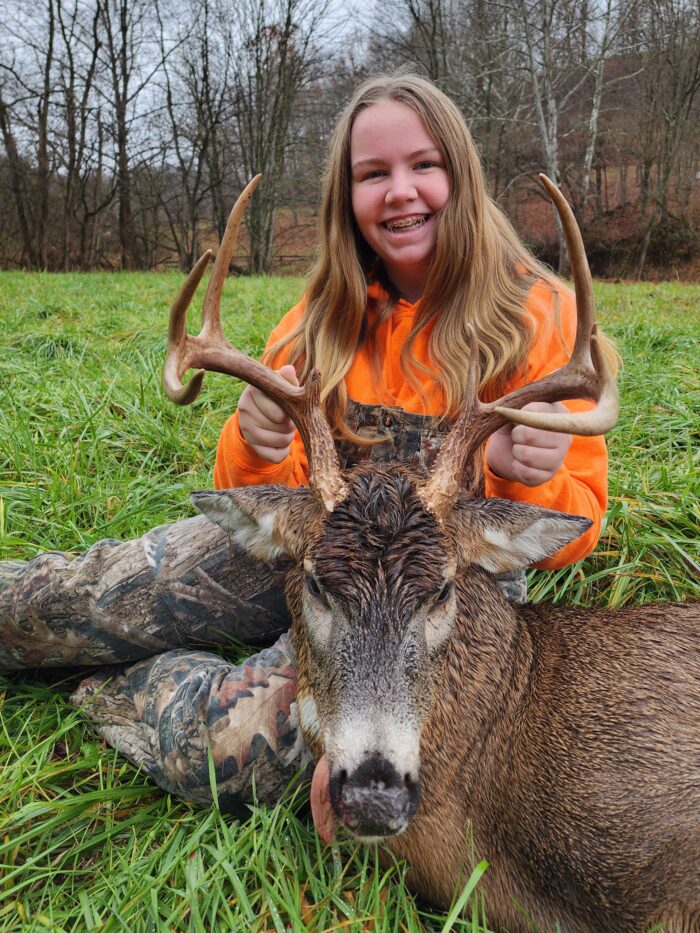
[486,401,572,487]
[237,364,299,463]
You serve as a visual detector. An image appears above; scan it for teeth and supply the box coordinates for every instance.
[386,216,426,232]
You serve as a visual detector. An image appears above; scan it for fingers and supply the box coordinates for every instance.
[240,423,296,463]
[512,403,572,486]
[239,387,295,436]
[237,364,299,463]
[511,431,571,469]
[486,402,572,487]
[251,364,299,425]
[511,424,566,450]
[507,458,559,488]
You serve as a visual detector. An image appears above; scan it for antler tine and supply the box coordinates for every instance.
[163,176,263,405]
[493,327,619,434]
[491,174,618,434]
[539,174,594,368]
[163,249,213,405]
[162,176,348,513]
[200,175,262,341]
[418,326,483,517]
[420,174,618,519]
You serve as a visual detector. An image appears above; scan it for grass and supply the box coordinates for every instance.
[1,272,699,930]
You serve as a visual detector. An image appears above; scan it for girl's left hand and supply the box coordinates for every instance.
[486,401,572,487]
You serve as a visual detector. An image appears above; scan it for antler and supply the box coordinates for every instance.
[420,174,619,520]
[163,176,348,512]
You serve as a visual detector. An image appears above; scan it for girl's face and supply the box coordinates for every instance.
[350,99,450,302]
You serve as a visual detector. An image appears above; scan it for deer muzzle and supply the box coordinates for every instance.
[328,752,420,839]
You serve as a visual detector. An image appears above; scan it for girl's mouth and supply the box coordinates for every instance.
[384,215,428,234]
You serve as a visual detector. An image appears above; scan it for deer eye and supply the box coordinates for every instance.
[434,582,453,605]
[306,575,327,604]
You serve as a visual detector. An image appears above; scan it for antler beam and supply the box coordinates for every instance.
[163,176,348,512]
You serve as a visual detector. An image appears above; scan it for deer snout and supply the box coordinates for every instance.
[329,753,420,839]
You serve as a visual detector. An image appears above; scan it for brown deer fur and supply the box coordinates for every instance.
[193,464,700,932]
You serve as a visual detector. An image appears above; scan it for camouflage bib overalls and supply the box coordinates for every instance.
[0,402,526,809]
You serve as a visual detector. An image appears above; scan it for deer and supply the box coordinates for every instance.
[162,176,700,932]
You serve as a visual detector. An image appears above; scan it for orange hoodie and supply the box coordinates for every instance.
[214,280,609,569]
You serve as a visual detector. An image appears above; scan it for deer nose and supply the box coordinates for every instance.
[329,753,420,838]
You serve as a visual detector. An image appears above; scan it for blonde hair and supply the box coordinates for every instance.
[267,72,606,438]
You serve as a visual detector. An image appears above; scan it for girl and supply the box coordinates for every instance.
[214,74,607,569]
[0,73,611,811]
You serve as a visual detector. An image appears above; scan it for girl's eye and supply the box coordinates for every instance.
[435,582,452,605]
[415,160,438,170]
[362,169,385,180]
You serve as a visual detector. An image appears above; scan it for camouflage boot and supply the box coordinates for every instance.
[493,569,528,605]
[70,634,310,810]
[0,515,291,670]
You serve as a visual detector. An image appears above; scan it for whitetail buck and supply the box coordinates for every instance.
[163,177,700,932]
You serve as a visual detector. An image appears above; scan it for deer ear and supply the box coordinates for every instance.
[451,498,592,574]
[190,486,324,561]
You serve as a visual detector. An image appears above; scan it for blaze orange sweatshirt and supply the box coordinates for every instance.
[214,280,609,569]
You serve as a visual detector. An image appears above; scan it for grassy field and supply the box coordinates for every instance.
[1,272,699,931]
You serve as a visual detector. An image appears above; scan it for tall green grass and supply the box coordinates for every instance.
[1,273,698,930]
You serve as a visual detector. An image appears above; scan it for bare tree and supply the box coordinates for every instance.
[0,0,56,268]
[451,1,528,199]
[152,0,235,270]
[54,0,108,269]
[97,0,163,269]
[630,0,700,276]
[230,0,332,273]
[514,0,631,271]
[365,0,452,85]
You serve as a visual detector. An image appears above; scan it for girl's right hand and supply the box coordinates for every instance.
[237,364,299,463]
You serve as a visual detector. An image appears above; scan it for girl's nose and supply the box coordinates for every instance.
[385,172,417,205]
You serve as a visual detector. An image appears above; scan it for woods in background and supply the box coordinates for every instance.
[1,0,698,278]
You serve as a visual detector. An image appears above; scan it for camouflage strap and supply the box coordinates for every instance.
[70,634,310,810]
[0,515,290,670]
[338,399,451,474]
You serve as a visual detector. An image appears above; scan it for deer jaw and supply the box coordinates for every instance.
[192,463,590,840]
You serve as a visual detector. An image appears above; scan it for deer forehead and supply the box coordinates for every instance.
[306,469,452,600]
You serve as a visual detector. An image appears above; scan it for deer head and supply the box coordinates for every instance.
[164,175,617,839]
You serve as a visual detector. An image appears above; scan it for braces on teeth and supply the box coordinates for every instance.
[386,216,427,232]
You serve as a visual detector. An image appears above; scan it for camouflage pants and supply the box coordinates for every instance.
[0,515,526,811]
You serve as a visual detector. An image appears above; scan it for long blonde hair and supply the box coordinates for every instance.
[267,73,584,437]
